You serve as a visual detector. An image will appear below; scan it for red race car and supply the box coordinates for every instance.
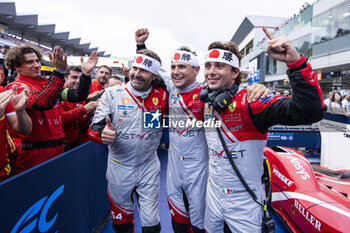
[264,146,350,233]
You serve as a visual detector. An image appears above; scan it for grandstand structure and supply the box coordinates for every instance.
[0,2,110,57]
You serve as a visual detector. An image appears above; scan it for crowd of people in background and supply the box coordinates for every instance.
[256,3,312,49]
[273,89,290,97]
[323,90,350,116]
[0,32,52,55]
[0,42,127,182]
[274,88,350,117]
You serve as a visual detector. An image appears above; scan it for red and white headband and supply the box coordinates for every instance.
[205,49,254,75]
[171,50,199,67]
[205,48,240,68]
[132,54,160,75]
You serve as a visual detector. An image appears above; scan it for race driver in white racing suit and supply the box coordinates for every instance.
[89,49,167,233]
[202,27,324,232]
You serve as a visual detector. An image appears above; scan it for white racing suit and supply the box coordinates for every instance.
[164,79,208,233]
[89,82,167,233]
[203,56,323,232]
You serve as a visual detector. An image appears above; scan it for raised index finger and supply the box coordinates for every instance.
[262,26,276,40]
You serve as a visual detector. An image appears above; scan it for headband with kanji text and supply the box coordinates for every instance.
[204,49,254,75]
[171,50,199,67]
[132,54,160,75]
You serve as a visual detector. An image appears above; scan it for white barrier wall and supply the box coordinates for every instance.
[317,113,350,170]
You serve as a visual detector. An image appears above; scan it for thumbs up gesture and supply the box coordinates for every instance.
[101,116,116,145]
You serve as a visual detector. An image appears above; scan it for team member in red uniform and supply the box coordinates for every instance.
[5,45,98,174]
[60,66,98,151]
[0,67,31,180]
[89,49,167,233]
[0,108,15,180]
[202,27,323,232]
[89,65,112,94]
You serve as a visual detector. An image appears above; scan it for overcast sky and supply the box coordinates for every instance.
[1,0,313,75]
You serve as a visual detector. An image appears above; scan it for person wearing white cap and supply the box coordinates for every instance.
[323,91,334,113]
[201,27,324,232]
[89,49,167,233]
[283,90,290,96]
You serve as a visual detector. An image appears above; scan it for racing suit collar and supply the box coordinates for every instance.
[126,82,152,99]
[175,81,199,94]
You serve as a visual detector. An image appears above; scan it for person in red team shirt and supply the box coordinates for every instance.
[89,65,112,94]
[0,65,32,180]
[5,45,98,174]
[60,66,98,151]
